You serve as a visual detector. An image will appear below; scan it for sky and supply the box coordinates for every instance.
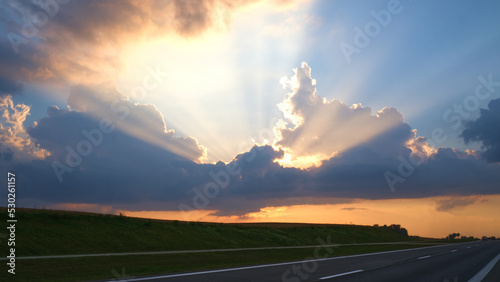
[0,0,499,238]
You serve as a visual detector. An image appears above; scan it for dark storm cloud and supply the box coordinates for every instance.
[18,100,211,206]
[462,98,500,163]
[7,116,500,216]
[340,207,367,211]
[321,146,499,199]
[0,38,38,95]
[2,79,499,216]
[0,148,14,161]
[435,196,486,212]
[0,76,23,96]
[1,53,499,216]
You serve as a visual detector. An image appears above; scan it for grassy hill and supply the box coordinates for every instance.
[1,208,418,257]
[2,208,468,281]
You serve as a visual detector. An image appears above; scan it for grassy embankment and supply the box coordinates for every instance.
[0,208,471,281]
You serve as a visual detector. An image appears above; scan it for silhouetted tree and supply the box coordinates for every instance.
[383,224,409,236]
[447,233,461,240]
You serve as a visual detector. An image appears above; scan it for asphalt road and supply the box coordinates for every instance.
[5,241,432,260]
[113,240,500,282]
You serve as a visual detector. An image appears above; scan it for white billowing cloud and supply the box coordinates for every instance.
[78,83,207,162]
[0,95,49,161]
[31,83,207,163]
[274,62,412,167]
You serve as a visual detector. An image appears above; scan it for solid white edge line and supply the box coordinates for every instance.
[7,241,477,261]
[319,269,364,280]
[0,242,432,261]
[2,245,346,260]
[468,253,500,282]
[112,243,473,281]
[417,255,431,259]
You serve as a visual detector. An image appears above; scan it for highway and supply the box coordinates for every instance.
[111,240,500,282]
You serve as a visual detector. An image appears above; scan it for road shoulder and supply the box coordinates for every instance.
[482,253,500,282]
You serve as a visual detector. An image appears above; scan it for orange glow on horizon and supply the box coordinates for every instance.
[48,195,500,239]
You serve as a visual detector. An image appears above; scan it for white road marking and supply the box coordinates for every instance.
[468,253,500,282]
[467,247,471,249]
[418,255,431,259]
[0,241,442,261]
[106,244,469,281]
[451,250,458,252]
[319,270,364,280]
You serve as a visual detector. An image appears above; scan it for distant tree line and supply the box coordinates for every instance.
[373,224,408,236]
[446,233,475,240]
[446,233,460,240]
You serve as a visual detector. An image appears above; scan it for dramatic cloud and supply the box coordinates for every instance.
[12,83,209,206]
[0,49,48,97]
[0,0,297,95]
[28,83,207,166]
[340,207,367,211]
[0,95,49,161]
[435,196,487,212]
[462,98,500,163]
[1,63,499,217]
[0,38,38,96]
[275,62,412,167]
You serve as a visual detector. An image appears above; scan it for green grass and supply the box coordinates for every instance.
[0,208,420,257]
[0,208,468,281]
